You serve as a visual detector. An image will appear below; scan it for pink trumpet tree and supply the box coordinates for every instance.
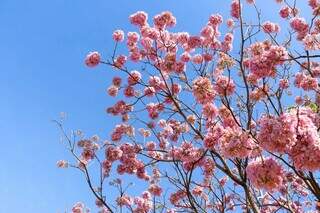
[56,0,320,212]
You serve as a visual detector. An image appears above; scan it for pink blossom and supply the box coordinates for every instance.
[107,85,118,97]
[180,52,191,62]
[257,114,296,153]
[116,195,133,207]
[127,32,140,43]
[247,158,284,192]
[106,146,123,162]
[201,25,214,38]
[102,160,112,176]
[303,33,320,50]
[309,0,320,10]
[56,160,68,168]
[231,0,241,19]
[294,72,318,91]
[170,190,187,206]
[85,51,100,67]
[187,36,202,49]
[192,76,215,104]
[148,184,162,196]
[262,21,280,33]
[279,79,289,89]
[128,70,141,85]
[129,11,148,28]
[226,18,235,28]
[129,49,142,62]
[214,75,236,96]
[192,54,203,64]
[247,43,287,78]
[279,6,290,18]
[204,126,223,150]
[124,86,135,97]
[148,76,165,91]
[114,55,127,68]
[140,26,159,39]
[112,29,125,42]
[290,17,309,40]
[176,32,190,45]
[219,127,255,158]
[72,202,89,213]
[203,103,218,119]
[209,14,223,26]
[112,76,122,87]
[153,11,176,29]
[144,86,155,97]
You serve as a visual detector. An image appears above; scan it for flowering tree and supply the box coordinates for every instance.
[56,0,320,212]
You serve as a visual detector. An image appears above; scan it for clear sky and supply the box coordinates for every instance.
[0,0,310,212]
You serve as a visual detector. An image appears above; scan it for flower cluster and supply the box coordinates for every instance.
[85,52,100,67]
[245,41,288,79]
[247,158,284,192]
[192,77,215,104]
[258,107,320,171]
[262,21,280,33]
[290,17,309,40]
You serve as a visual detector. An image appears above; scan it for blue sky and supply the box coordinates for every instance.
[0,0,310,212]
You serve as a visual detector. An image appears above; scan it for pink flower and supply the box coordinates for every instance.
[279,79,289,89]
[107,85,118,97]
[246,43,287,79]
[56,160,68,168]
[117,195,133,207]
[203,103,218,119]
[214,75,236,96]
[294,72,318,91]
[106,146,123,162]
[257,114,296,153]
[124,86,135,97]
[201,25,214,38]
[187,36,202,49]
[209,14,223,26]
[153,11,176,29]
[231,0,241,19]
[180,52,191,62]
[170,190,187,206]
[247,158,284,192]
[85,51,100,67]
[219,127,255,158]
[114,55,127,68]
[192,54,203,64]
[127,32,140,43]
[176,32,190,44]
[262,21,280,33]
[204,126,223,150]
[112,29,125,42]
[149,76,165,91]
[303,33,320,50]
[279,6,290,18]
[112,76,122,87]
[309,0,320,10]
[129,11,148,28]
[226,18,235,28]
[144,86,156,97]
[148,184,163,196]
[72,202,89,213]
[192,77,215,104]
[128,70,142,85]
[290,17,309,40]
